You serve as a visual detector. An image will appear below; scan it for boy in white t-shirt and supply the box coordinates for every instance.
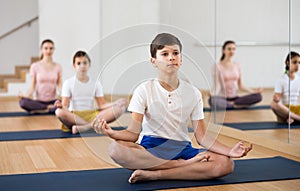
[271,51,300,124]
[92,33,252,183]
[55,50,127,134]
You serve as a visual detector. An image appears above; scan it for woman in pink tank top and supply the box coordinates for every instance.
[209,41,262,109]
[19,39,62,114]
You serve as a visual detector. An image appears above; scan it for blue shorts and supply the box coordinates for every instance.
[140,135,206,160]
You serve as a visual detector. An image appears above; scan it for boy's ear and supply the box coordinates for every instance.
[150,57,157,67]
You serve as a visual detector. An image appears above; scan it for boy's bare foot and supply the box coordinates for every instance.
[181,153,209,166]
[128,153,209,183]
[128,170,159,183]
[72,125,79,134]
[287,117,294,124]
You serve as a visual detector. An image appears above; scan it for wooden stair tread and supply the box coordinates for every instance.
[0,65,30,89]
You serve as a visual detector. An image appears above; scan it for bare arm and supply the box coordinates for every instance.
[57,74,62,97]
[273,93,282,102]
[92,112,143,142]
[193,120,252,158]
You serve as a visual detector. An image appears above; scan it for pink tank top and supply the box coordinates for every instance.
[30,62,62,101]
[217,62,241,98]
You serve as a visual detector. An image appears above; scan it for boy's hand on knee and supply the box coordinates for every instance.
[54,100,62,108]
[273,94,280,102]
[229,141,252,158]
[92,118,113,136]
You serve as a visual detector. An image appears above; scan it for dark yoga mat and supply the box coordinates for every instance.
[204,105,270,112]
[0,157,299,191]
[0,109,131,118]
[0,111,53,117]
[0,127,127,142]
[0,127,195,142]
[223,121,300,130]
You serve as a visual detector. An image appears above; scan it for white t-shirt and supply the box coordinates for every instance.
[128,78,204,142]
[275,74,300,105]
[61,76,104,111]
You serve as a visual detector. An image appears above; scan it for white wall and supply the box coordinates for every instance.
[0,0,39,74]
[36,0,300,95]
[38,0,101,80]
[38,0,161,95]
[158,0,300,90]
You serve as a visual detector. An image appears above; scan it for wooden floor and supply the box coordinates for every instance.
[0,91,300,191]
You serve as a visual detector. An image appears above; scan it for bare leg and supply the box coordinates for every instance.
[55,108,89,134]
[129,151,234,183]
[109,140,209,171]
[73,99,126,133]
[98,99,126,123]
[270,101,300,123]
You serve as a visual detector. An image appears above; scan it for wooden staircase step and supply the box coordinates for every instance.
[31,56,40,64]
[3,78,26,91]
[0,65,30,89]
[15,66,30,78]
[20,69,29,81]
[0,56,37,94]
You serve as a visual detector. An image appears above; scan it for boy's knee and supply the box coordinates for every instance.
[213,156,234,178]
[108,141,123,162]
[220,157,234,176]
[109,141,134,167]
[55,108,65,118]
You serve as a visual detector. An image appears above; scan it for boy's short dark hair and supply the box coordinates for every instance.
[150,33,182,58]
[73,50,91,64]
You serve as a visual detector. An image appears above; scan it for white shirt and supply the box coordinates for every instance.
[128,78,204,142]
[275,74,300,105]
[61,76,104,110]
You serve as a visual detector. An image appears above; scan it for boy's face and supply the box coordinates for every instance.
[73,56,90,74]
[151,45,182,73]
[288,56,300,73]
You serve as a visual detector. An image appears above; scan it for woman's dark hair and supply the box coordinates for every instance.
[285,51,300,72]
[73,50,91,64]
[220,40,235,61]
[40,39,54,59]
[150,33,182,58]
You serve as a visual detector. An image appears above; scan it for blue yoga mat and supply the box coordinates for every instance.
[0,105,269,117]
[0,109,131,118]
[0,127,127,142]
[0,127,194,142]
[0,111,53,117]
[0,157,299,191]
[223,121,300,130]
[204,105,270,112]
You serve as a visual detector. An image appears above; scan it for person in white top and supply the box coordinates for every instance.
[55,50,127,134]
[92,33,252,183]
[271,51,300,124]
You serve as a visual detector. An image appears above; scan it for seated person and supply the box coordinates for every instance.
[209,41,262,109]
[55,50,127,134]
[92,33,252,183]
[19,39,62,114]
[271,51,300,124]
